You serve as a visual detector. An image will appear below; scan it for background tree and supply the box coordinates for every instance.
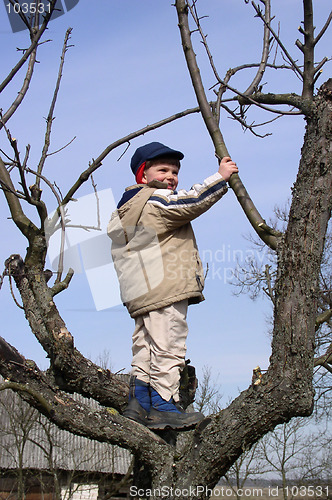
[223,443,270,500]
[0,1,331,499]
[258,419,316,500]
[0,383,38,500]
[0,378,133,499]
[193,365,223,414]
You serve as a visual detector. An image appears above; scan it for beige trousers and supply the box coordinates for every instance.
[131,299,189,402]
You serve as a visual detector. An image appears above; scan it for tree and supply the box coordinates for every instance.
[0,379,133,499]
[223,443,270,500]
[0,384,38,500]
[257,418,330,498]
[0,1,331,498]
[193,365,223,414]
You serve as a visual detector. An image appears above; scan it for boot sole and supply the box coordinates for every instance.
[123,407,148,424]
[146,415,203,431]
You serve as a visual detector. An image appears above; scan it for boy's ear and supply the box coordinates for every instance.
[141,170,148,184]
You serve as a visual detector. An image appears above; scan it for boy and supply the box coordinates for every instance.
[107,142,238,430]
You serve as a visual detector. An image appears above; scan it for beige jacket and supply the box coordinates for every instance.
[107,173,228,318]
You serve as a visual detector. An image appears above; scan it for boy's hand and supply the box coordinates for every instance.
[218,157,238,182]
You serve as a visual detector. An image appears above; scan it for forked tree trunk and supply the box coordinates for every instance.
[1,84,331,500]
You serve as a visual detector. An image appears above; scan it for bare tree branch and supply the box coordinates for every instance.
[0,337,171,467]
[0,0,60,127]
[6,0,32,33]
[0,47,37,130]
[251,1,303,79]
[26,167,66,281]
[241,91,312,115]
[59,105,201,209]
[0,157,38,240]
[36,27,74,188]
[314,10,332,46]
[218,101,273,138]
[176,0,280,250]
[50,268,74,297]
[244,0,271,96]
[7,272,24,310]
[315,309,332,330]
[301,0,315,99]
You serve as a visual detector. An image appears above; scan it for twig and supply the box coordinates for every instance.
[26,167,66,283]
[22,144,31,171]
[251,1,303,79]
[5,132,32,203]
[91,174,101,230]
[244,0,271,96]
[0,147,15,164]
[0,268,6,291]
[2,123,48,220]
[102,457,135,500]
[314,57,328,76]
[0,381,53,414]
[36,28,74,188]
[315,309,332,330]
[50,268,74,297]
[117,142,130,161]
[6,0,31,34]
[60,105,201,209]
[8,272,24,309]
[64,224,102,232]
[46,136,77,157]
[0,0,57,94]
[314,10,332,46]
[188,3,304,116]
[219,102,271,138]
[0,46,37,130]
[320,362,332,375]
[0,179,26,200]
[263,264,275,304]
[216,62,294,83]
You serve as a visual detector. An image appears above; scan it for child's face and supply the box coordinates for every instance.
[142,162,179,191]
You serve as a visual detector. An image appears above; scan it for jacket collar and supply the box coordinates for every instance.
[125,179,169,191]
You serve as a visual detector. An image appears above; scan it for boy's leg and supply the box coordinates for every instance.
[144,300,203,430]
[145,299,188,402]
[131,315,151,386]
[130,301,203,430]
[122,316,151,425]
[131,301,188,399]
[122,376,150,425]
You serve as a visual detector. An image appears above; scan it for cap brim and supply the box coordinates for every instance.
[146,146,184,161]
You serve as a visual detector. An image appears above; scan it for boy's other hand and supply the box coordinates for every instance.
[218,157,238,182]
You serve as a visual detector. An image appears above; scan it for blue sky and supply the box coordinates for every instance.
[0,1,331,402]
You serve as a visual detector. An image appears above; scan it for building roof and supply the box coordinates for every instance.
[0,376,131,475]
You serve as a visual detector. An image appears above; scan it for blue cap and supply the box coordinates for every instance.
[130,142,184,176]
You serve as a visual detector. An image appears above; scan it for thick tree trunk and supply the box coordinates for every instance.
[132,84,332,498]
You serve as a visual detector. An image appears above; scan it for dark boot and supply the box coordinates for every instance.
[147,388,204,430]
[123,377,150,426]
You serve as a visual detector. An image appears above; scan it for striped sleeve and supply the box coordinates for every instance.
[146,172,228,229]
